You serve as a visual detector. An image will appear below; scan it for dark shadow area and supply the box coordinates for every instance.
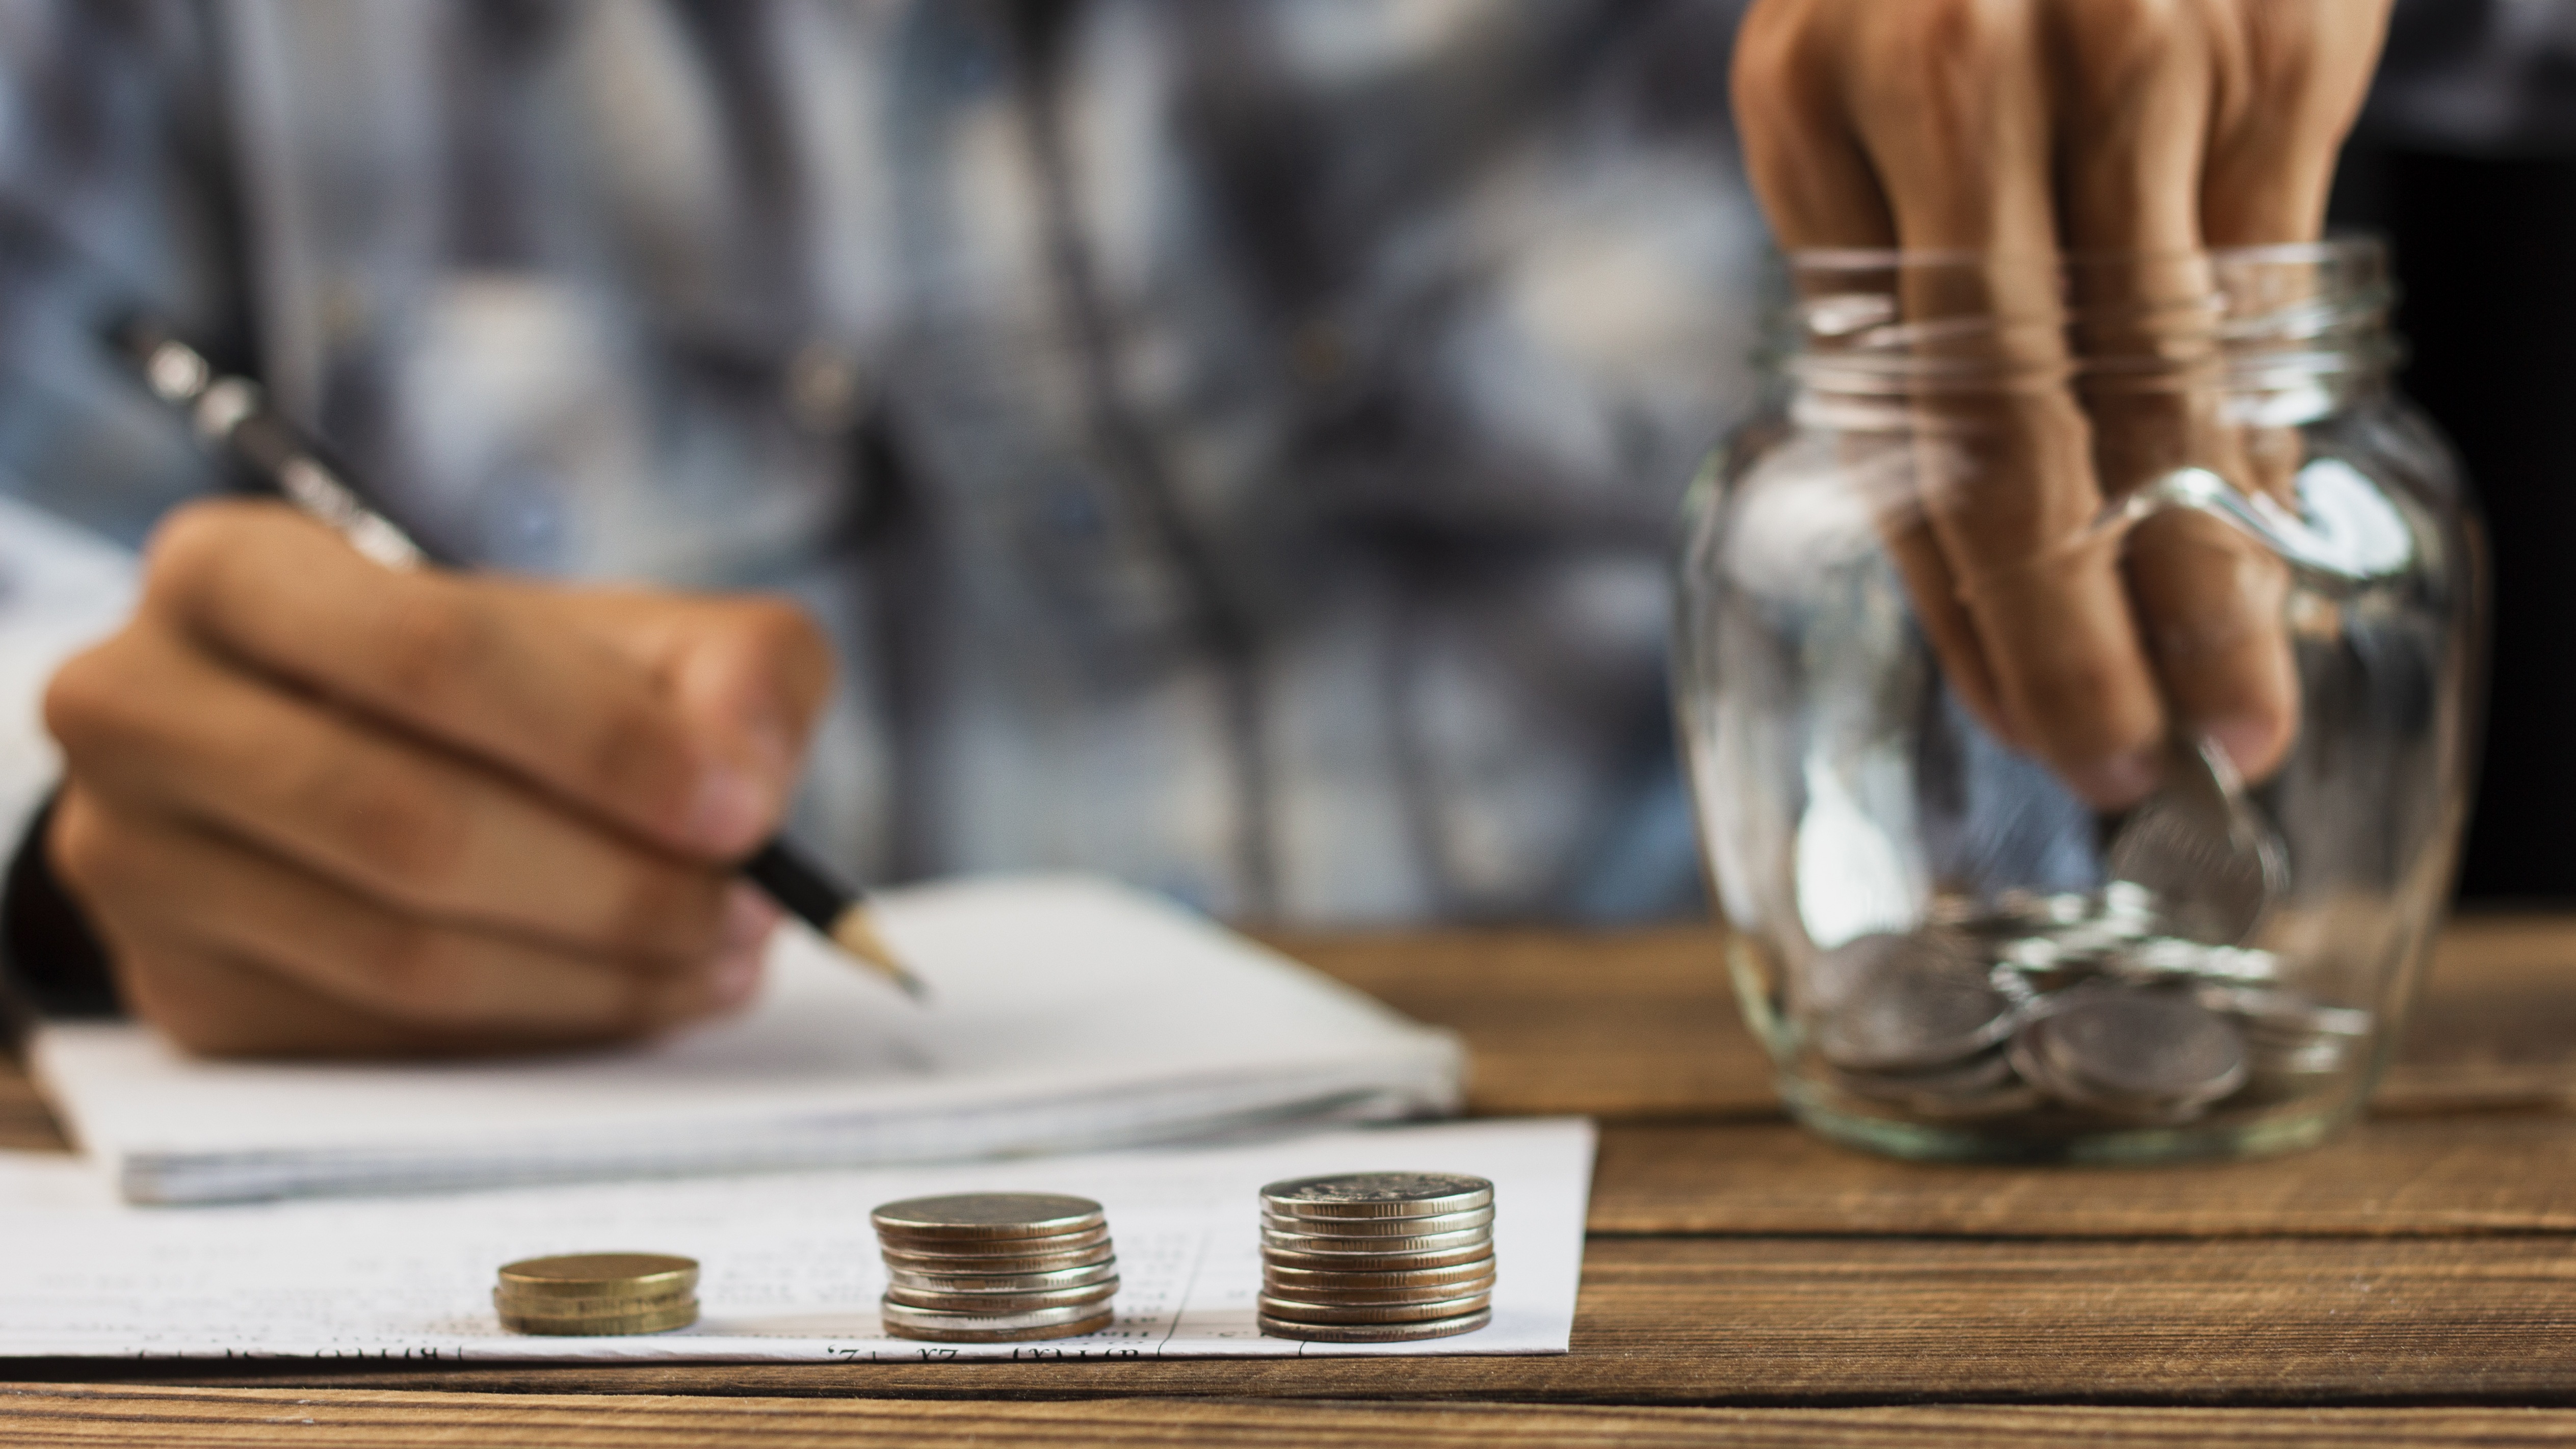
[2332,143,2576,901]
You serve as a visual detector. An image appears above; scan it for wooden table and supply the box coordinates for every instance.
[6,913,2576,1446]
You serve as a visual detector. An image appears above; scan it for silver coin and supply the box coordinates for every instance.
[2195,985,2373,1038]
[2098,880,2160,921]
[1813,933,2018,1072]
[2101,737,2287,946]
[2253,1038,2358,1075]
[1256,1291,1492,1325]
[884,1260,1120,1294]
[1261,1241,1495,1272]
[1261,1172,1493,1219]
[1261,1204,1492,1237]
[879,1237,1114,1274]
[2031,991,2249,1116]
[1995,889,2093,928]
[887,1308,1115,1343]
[1261,1256,1497,1291]
[880,1298,1120,1333]
[1260,1273,1497,1306]
[1830,1046,2013,1099]
[871,1193,1105,1243]
[883,1279,1119,1313]
[1258,1308,1491,1342]
[1261,1223,1492,1255]
[1809,929,1975,1015]
[1831,1047,2044,1121]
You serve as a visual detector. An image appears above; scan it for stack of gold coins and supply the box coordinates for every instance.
[871,1193,1118,1342]
[493,1253,699,1336]
[1257,1172,1495,1342]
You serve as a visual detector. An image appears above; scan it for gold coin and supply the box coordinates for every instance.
[498,1300,699,1336]
[495,1252,697,1302]
[1257,1307,1490,1342]
[492,1286,694,1318]
[870,1193,1105,1242]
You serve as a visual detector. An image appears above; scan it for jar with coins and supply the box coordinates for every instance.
[1672,240,2482,1163]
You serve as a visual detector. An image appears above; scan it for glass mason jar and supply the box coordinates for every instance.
[1673,241,2483,1163]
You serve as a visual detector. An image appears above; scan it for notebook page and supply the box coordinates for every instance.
[0,1118,1593,1361]
[31,876,1463,1198]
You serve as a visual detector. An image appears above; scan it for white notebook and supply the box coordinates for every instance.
[29,875,1464,1204]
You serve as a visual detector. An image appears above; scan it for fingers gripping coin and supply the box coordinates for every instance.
[1733,0,2392,804]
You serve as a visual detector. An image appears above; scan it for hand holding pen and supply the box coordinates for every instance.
[34,321,914,1058]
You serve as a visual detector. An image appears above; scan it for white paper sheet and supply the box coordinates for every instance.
[31,876,1463,1203]
[0,1118,1592,1362]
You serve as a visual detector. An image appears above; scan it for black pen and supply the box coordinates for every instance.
[109,315,927,1003]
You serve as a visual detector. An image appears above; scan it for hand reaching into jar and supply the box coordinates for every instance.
[1731,0,2392,807]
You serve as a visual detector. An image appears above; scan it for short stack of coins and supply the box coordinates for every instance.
[493,1253,699,1336]
[1257,1172,1495,1342]
[871,1192,1118,1342]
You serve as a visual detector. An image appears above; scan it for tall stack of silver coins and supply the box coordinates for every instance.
[870,1193,1119,1342]
[1811,884,2372,1126]
[493,1252,700,1336]
[1257,1172,1496,1342]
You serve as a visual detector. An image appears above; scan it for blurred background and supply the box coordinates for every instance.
[2334,0,2576,902]
[0,0,2566,922]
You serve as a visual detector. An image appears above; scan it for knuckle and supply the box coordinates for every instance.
[583,700,699,819]
[41,641,134,756]
[602,867,725,961]
[366,924,478,1020]
[308,766,474,892]
[140,499,275,612]
[374,586,490,709]
[45,792,123,899]
[729,597,837,717]
[2063,0,2187,86]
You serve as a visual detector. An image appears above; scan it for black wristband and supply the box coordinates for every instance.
[0,791,119,1019]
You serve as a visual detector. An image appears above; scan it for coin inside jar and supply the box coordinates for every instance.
[2100,737,2286,946]
[2026,991,2249,1118]
[1813,933,2019,1073]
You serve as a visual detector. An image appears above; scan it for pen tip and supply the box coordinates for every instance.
[830,908,931,1003]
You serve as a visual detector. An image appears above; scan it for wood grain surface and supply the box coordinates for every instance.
[5,913,2575,1443]
[1263,914,2576,1119]
[1586,1113,2576,1236]
[16,1234,2576,1406]
[7,1386,2576,1449]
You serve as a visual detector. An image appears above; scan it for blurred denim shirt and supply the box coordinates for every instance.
[0,0,1769,924]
